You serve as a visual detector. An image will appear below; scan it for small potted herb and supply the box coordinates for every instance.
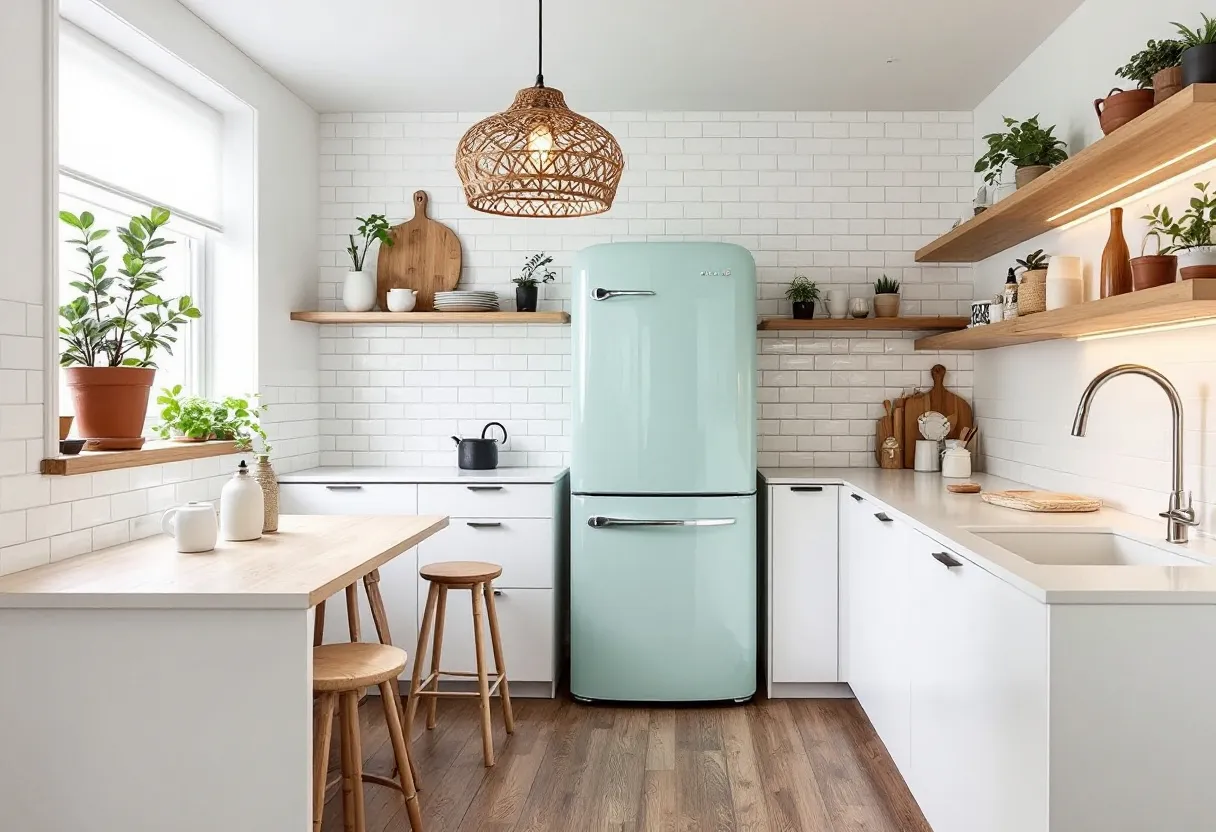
[785,274,821,319]
[343,214,393,312]
[1015,249,1050,283]
[975,115,1069,190]
[1146,182,1216,278]
[872,275,901,318]
[514,252,556,312]
[1174,14,1216,86]
[1117,39,1186,104]
[153,386,269,451]
[1134,205,1180,290]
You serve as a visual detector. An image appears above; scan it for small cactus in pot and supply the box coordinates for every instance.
[872,275,901,318]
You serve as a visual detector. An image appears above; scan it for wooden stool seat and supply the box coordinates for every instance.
[419,560,503,584]
[313,643,407,691]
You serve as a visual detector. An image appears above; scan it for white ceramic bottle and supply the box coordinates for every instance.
[220,460,265,541]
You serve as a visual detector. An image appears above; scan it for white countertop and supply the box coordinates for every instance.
[760,468,1216,604]
[278,466,568,485]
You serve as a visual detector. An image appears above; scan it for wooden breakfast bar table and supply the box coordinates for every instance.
[0,513,448,832]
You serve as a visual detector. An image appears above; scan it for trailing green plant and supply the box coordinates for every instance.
[1015,249,1049,272]
[345,214,393,271]
[153,385,270,452]
[514,252,557,287]
[58,208,201,368]
[785,274,820,304]
[974,115,1069,187]
[1117,39,1185,88]
[1141,182,1216,253]
[1173,14,1216,47]
[873,275,900,295]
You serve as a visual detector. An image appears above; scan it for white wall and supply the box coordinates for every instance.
[315,110,975,468]
[971,0,1216,533]
[0,0,320,577]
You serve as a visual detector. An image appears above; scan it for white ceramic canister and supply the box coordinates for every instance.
[161,502,218,553]
[219,460,265,541]
[914,439,942,472]
[1046,255,1084,310]
[386,288,418,313]
[826,288,849,319]
[941,446,973,478]
[342,270,376,312]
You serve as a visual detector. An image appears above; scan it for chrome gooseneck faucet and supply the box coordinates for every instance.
[1071,364,1199,544]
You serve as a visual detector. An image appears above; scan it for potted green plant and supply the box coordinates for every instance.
[1145,182,1216,278]
[153,386,269,451]
[784,274,820,319]
[1095,85,1155,136]
[1174,14,1216,86]
[872,275,901,318]
[975,115,1069,190]
[1117,39,1186,105]
[514,252,556,312]
[343,214,393,312]
[1133,205,1180,290]
[59,208,200,450]
[1015,249,1050,283]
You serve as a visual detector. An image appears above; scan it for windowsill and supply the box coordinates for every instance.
[40,440,242,476]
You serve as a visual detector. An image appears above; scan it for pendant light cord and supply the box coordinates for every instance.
[535,0,545,87]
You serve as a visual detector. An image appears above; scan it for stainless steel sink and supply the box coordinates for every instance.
[963,527,1209,567]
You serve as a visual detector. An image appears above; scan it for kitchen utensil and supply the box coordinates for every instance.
[376,191,462,312]
[947,483,981,494]
[386,288,418,312]
[874,399,893,466]
[453,421,508,470]
[981,490,1102,513]
[891,399,905,470]
[914,439,941,472]
[917,410,951,442]
[219,461,264,541]
[901,390,931,469]
[162,501,218,553]
[941,446,972,478]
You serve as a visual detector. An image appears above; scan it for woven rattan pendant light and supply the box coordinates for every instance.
[455,0,623,218]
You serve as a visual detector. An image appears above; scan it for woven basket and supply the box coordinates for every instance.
[1018,280,1046,315]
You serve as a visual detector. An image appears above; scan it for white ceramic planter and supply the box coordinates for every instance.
[342,270,376,312]
[1177,246,1216,269]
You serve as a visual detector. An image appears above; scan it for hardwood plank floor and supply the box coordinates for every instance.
[320,696,929,832]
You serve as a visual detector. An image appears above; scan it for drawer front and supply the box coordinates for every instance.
[418,483,553,519]
[418,519,553,589]
[416,586,554,682]
[279,483,418,515]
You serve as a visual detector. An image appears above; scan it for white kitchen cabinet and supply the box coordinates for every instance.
[417,517,554,588]
[766,484,839,693]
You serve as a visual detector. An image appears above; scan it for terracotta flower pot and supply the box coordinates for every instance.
[1094,88,1154,135]
[63,366,155,451]
[1130,255,1178,291]
[873,294,900,318]
[1014,165,1051,189]
[1152,66,1184,105]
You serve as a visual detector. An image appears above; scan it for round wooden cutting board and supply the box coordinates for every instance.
[376,191,462,312]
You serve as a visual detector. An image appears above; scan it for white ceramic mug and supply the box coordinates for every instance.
[826,288,848,319]
[386,288,418,313]
[162,502,218,553]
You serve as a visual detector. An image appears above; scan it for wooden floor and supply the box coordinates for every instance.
[320,695,930,832]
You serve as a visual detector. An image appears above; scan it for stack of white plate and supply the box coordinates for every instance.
[433,291,500,312]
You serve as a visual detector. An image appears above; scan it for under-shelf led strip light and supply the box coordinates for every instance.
[1075,318,1216,342]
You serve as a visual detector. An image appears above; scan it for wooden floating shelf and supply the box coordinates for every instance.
[917,84,1216,264]
[41,440,240,476]
[758,316,969,332]
[291,311,570,324]
[914,280,1216,350]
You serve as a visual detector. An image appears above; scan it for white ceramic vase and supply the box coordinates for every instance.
[342,270,376,312]
[826,288,848,319]
[1046,255,1084,310]
[386,288,418,312]
[219,461,264,541]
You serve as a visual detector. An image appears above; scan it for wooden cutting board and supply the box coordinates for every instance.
[376,191,462,312]
[981,490,1102,513]
[902,364,975,468]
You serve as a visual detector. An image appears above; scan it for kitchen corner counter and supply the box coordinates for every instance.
[277,465,568,485]
[760,468,1216,603]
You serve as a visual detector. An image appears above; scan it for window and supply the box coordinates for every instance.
[57,21,223,416]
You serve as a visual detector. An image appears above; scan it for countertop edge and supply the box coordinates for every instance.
[277,466,569,485]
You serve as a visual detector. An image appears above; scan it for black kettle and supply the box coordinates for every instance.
[452,422,508,470]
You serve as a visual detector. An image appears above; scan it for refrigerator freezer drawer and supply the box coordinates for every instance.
[570,494,757,702]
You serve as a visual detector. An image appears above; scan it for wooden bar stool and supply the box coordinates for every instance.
[313,643,422,832]
[406,561,514,767]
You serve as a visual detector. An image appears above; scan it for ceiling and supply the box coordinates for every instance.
[178,0,1085,113]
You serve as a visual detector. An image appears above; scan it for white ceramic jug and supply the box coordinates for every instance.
[219,461,265,541]
[161,502,218,553]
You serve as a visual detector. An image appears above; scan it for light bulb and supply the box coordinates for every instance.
[527,124,553,170]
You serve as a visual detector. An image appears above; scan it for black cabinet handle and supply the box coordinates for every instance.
[931,551,963,569]
[850,493,863,502]
[791,486,823,493]
[874,512,893,522]
[466,521,503,528]
[466,486,503,492]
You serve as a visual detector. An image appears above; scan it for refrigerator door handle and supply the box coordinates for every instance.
[586,516,736,528]
[590,288,657,301]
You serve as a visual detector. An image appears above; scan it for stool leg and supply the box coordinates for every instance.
[470,581,495,767]
[363,570,416,790]
[338,692,356,832]
[406,582,439,744]
[425,585,448,730]
[341,690,367,832]
[345,583,361,642]
[379,681,424,832]
[313,692,336,832]
[313,600,327,648]
[482,581,514,734]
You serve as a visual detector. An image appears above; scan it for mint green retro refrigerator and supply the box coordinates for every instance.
[570,242,757,703]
